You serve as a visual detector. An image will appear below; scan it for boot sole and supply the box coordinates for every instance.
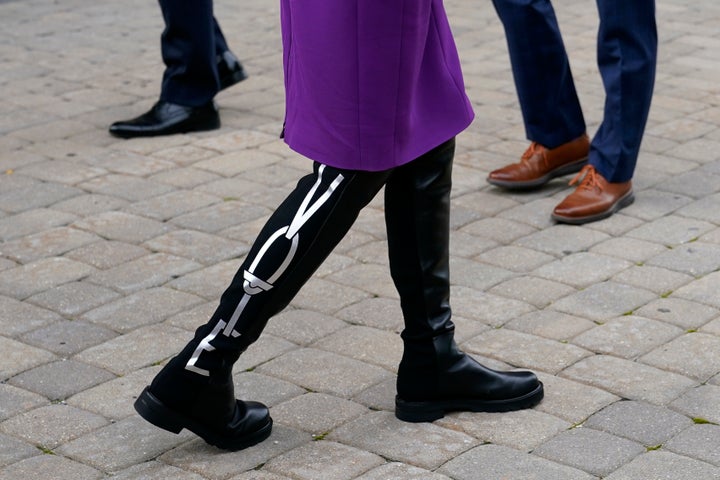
[394,382,544,423]
[552,190,635,225]
[134,387,273,451]
[487,157,588,190]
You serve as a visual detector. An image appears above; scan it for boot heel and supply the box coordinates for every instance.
[394,397,445,423]
[134,387,184,434]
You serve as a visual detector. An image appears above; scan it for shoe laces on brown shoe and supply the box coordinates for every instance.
[569,165,602,191]
[520,142,547,168]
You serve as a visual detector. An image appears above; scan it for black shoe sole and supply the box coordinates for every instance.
[109,116,220,139]
[220,69,248,91]
[552,190,635,225]
[134,387,272,451]
[394,382,544,423]
[487,157,588,190]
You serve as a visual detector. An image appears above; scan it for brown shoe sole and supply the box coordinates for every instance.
[487,157,588,190]
[552,190,635,225]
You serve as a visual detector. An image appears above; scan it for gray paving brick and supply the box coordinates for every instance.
[7,359,115,401]
[160,425,309,478]
[67,366,161,421]
[230,471,291,480]
[0,433,38,469]
[0,454,104,480]
[561,355,697,405]
[86,253,201,294]
[572,316,683,359]
[351,378,396,413]
[355,462,452,480]
[335,297,404,332]
[635,297,720,330]
[464,328,591,374]
[533,427,645,477]
[0,404,108,449]
[265,309,349,346]
[589,237,668,263]
[0,295,61,336]
[265,440,384,480]
[110,462,206,480]
[627,215,716,247]
[461,217,538,244]
[25,282,121,319]
[506,310,596,342]
[514,225,610,257]
[0,208,78,242]
[673,271,720,309]
[476,245,555,273]
[234,334,297,372]
[438,444,594,480]
[438,408,570,451]
[535,373,620,424]
[612,265,693,295]
[173,200,270,234]
[80,286,204,333]
[78,174,174,202]
[451,287,535,328]
[72,211,173,243]
[603,451,720,480]
[0,227,99,264]
[551,281,657,321]
[167,259,240,299]
[489,276,576,308]
[0,257,96,299]
[0,384,48,423]
[0,336,56,381]
[664,424,720,466]
[125,190,220,221]
[645,241,720,277]
[0,182,81,214]
[64,240,148,270]
[271,393,368,436]
[56,415,194,473]
[640,332,720,382]
[233,372,306,408]
[257,348,392,398]
[677,192,720,224]
[533,252,633,289]
[313,326,402,372]
[290,278,371,315]
[330,411,477,470]
[670,384,720,425]
[325,263,400,299]
[584,400,693,447]
[52,193,129,217]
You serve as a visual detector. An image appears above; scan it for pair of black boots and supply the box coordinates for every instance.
[134,139,543,450]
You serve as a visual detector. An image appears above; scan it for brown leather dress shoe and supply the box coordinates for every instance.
[552,165,634,225]
[487,134,590,189]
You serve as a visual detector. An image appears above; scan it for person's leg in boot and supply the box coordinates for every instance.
[135,162,390,450]
[386,138,544,422]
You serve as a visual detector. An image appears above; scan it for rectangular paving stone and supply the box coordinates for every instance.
[78,174,174,202]
[257,348,392,398]
[264,441,384,480]
[271,393,368,436]
[438,444,594,480]
[75,324,191,375]
[63,240,148,270]
[0,432,38,469]
[265,309,349,346]
[589,237,669,263]
[329,411,478,470]
[572,316,683,359]
[313,326,402,372]
[505,310,596,342]
[535,373,620,424]
[0,336,56,381]
[646,242,720,277]
[640,332,720,382]
[584,400,693,447]
[0,295,61,336]
[533,252,633,289]
[463,328,592,374]
[561,355,697,405]
[670,384,720,425]
[489,276,576,308]
[451,287,535,328]
[635,297,719,330]
[160,425,309,478]
[0,257,96,299]
[110,462,206,480]
[0,208,77,242]
[355,462,452,480]
[72,211,173,243]
[673,271,720,308]
[0,403,108,449]
[26,281,121,318]
[551,282,657,321]
[80,286,204,333]
[533,427,645,477]
[514,225,610,256]
[603,451,720,480]
[7,359,115,401]
[143,229,247,265]
[0,454,104,480]
[86,253,201,294]
[0,227,99,263]
[56,415,195,473]
[665,424,720,466]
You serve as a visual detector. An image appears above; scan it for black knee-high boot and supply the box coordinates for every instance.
[135,163,389,450]
[386,139,544,422]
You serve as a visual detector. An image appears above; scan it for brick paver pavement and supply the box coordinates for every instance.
[1,0,719,478]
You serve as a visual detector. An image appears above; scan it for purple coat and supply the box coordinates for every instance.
[280,0,474,171]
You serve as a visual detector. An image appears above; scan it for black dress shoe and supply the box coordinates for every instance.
[109,100,220,138]
[217,51,248,91]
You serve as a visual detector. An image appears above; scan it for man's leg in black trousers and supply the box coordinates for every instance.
[135,162,390,450]
[385,138,544,422]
